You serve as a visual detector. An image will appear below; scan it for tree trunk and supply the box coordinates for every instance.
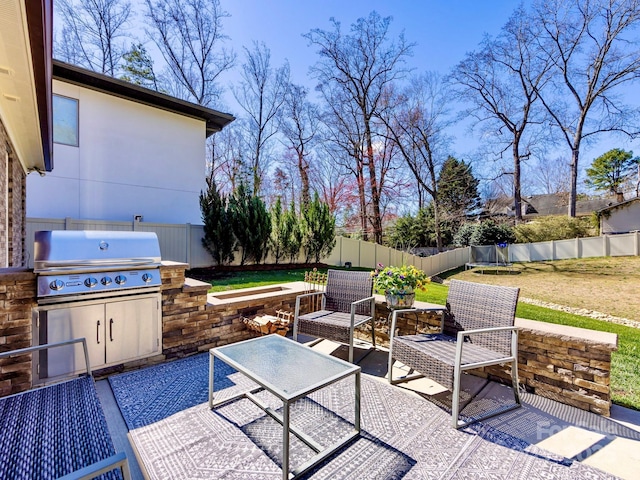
[365,125,383,244]
[297,151,311,207]
[513,142,523,222]
[568,147,579,217]
[356,155,368,241]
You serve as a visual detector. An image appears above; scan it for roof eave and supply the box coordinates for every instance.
[52,60,234,135]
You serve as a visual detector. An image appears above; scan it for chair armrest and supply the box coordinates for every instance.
[350,296,375,323]
[351,295,375,307]
[294,291,325,316]
[456,326,519,338]
[0,338,91,376]
[57,451,131,480]
[455,326,519,365]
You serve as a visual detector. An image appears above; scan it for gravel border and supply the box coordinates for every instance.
[519,297,640,329]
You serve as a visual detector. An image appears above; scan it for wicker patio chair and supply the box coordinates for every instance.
[293,269,376,363]
[388,279,521,428]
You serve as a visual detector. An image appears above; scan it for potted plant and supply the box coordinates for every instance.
[372,264,430,308]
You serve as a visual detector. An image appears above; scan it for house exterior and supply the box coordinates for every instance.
[599,198,640,234]
[484,193,617,219]
[27,60,234,225]
[0,0,53,267]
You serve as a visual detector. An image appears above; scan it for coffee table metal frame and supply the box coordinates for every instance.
[209,334,361,480]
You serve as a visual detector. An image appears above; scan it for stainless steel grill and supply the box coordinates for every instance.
[33,230,163,381]
[34,230,162,303]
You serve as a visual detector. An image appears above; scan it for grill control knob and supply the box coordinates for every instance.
[142,273,153,283]
[115,275,127,285]
[84,277,98,288]
[101,276,112,286]
[49,279,65,291]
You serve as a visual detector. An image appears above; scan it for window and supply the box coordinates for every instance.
[53,94,78,146]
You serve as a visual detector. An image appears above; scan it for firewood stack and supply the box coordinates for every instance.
[243,309,293,336]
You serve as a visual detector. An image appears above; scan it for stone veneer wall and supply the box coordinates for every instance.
[0,269,36,396]
[0,264,618,416]
[159,263,302,359]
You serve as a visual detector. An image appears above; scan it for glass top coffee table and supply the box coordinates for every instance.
[209,334,361,480]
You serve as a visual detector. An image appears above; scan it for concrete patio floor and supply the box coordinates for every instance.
[97,337,640,480]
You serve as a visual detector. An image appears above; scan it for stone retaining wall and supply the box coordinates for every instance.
[0,265,619,417]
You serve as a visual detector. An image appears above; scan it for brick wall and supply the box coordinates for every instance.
[0,121,9,268]
[0,119,27,268]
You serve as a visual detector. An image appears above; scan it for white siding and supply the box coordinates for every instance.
[601,201,640,234]
[27,79,207,224]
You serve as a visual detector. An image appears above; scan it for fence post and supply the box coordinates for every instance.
[576,237,580,259]
[64,217,71,230]
[186,223,191,266]
[636,232,639,257]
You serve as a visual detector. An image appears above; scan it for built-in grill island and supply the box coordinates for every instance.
[33,231,163,382]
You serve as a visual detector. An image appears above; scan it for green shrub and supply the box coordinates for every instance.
[453,220,515,246]
[514,215,596,243]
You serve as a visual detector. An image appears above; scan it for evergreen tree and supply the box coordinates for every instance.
[283,203,302,263]
[120,43,159,90]
[269,197,286,264]
[199,177,236,265]
[301,193,336,263]
[585,149,639,195]
[228,183,271,264]
[453,220,515,247]
[437,156,481,224]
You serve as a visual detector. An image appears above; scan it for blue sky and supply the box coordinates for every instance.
[221,0,518,87]
[218,0,639,174]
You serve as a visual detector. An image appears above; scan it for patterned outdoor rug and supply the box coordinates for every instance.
[109,353,617,479]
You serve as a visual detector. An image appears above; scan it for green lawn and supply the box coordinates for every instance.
[196,267,639,410]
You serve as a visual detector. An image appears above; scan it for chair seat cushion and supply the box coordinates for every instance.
[0,375,121,479]
[392,334,510,391]
[297,310,372,344]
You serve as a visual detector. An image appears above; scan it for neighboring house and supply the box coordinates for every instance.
[599,198,640,234]
[484,193,617,218]
[0,0,52,267]
[27,60,234,225]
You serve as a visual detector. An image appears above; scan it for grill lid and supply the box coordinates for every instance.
[34,230,161,273]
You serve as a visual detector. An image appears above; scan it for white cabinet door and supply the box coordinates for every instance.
[43,304,106,377]
[105,296,159,364]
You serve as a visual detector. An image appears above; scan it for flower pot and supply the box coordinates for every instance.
[385,291,415,309]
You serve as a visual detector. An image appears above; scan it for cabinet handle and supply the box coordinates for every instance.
[97,320,101,344]
[109,318,114,342]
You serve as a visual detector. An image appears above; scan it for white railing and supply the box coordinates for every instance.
[25,217,639,272]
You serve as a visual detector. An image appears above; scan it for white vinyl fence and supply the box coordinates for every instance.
[25,218,640,273]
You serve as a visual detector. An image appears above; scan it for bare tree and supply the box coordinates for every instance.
[319,85,370,239]
[144,0,235,106]
[55,0,132,75]
[379,72,451,251]
[306,11,414,244]
[279,83,320,208]
[451,5,553,222]
[207,123,244,194]
[534,0,640,217]
[232,42,289,196]
[530,156,572,194]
